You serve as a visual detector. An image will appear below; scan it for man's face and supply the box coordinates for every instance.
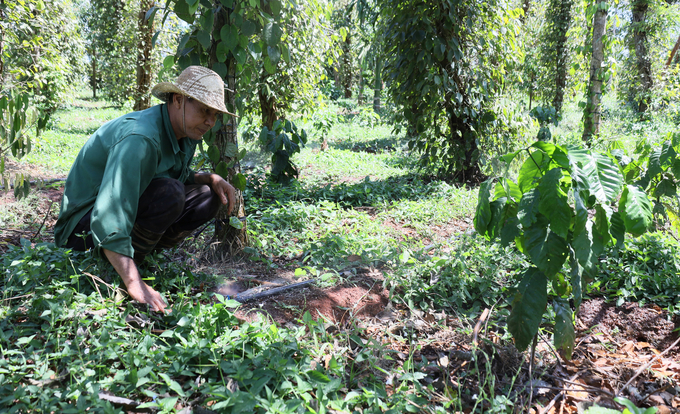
[181,97,221,141]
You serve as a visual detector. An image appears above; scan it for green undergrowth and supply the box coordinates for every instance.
[0,240,432,413]
[590,232,680,314]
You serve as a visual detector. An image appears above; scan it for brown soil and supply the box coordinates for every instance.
[3,171,680,413]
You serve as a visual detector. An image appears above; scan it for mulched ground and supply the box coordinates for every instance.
[3,180,680,413]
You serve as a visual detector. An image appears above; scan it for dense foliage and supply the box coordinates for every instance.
[379,0,522,180]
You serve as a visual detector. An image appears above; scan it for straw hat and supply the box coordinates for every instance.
[151,66,236,116]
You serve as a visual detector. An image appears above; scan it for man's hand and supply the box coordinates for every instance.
[104,249,168,313]
[209,174,236,215]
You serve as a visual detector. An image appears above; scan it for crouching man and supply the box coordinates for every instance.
[54,66,236,313]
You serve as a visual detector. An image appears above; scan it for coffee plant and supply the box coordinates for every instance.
[474,133,680,358]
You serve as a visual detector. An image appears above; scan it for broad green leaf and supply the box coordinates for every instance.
[493,179,521,203]
[573,221,602,270]
[221,25,238,52]
[264,56,276,74]
[473,179,493,236]
[578,151,623,204]
[224,142,239,158]
[537,168,572,239]
[197,30,211,49]
[594,204,612,246]
[609,211,625,247]
[517,188,539,228]
[263,22,282,46]
[216,42,228,62]
[307,370,330,383]
[163,56,175,70]
[500,150,520,165]
[572,189,588,239]
[229,216,243,229]
[241,20,257,37]
[207,145,220,164]
[654,178,676,198]
[569,255,583,311]
[215,161,229,180]
[531,141,569,169]
[619,184,653,237]
[507,268,547,351]
[553,299,575,360]
[159,373,186,397]
[524,216,569,277]
[659,140,676,168]
[518,150,547,192]
[487,197,517,241]
[232,173,246,191]
[500,217,521,246]
[270,0,282,16]
[267,45,281,64]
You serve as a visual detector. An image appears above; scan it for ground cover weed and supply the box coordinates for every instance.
[591,233,680,312]
[386,235,529,313]
[0,242,424,413]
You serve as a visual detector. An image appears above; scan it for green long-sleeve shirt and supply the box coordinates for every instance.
[54,104,198,258]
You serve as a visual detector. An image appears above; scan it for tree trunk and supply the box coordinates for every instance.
[666,33,680,68]
[582,3,607,142]
[357,70,364,105]
[373,53,382,113]
[0,0,4,80]
[91,47,97,99]
[632,0,652,114]
[522,0,531,21]
[134,0,154,111]
[342,32,352,98]
[552,0,573,113]
[259,84,277,130]
[210,2,247,254]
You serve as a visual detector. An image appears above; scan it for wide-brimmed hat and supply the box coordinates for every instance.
[151,66,236,116]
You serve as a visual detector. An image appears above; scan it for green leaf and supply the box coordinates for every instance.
[573,151,623,204]
[487,197,516,241]
[264,56,276,74]
[537,168,572,240]
[307,370,330,383]
[573,221,602,270]
[569,255,583,311]
[500,217,521,246]
[553,299,575,360]
[163,56,175,70]
[263,22,282,46]
[518,150,546,192]
[241,20,257,37]
[197,30,211,49]
[267,45,281,64]
[207,145,220,164]
[517,188,540,228]
[619,184,653,237]
[221,25,238,52]
[493,179,521,203]
[531,141,569,169]
[229,216,244,230]
[524,216,569,277]
[224,142,239,158]
[232,173,246,191]
[216,42,228,62]
[473,179,493,237]
[215,161,229,180]
[270,0,282,16]
[159,373,186,397]
[507,268,547,351]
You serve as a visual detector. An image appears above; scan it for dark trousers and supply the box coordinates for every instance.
[65,178,220,262]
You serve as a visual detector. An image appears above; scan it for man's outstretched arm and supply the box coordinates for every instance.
[103,248,168,313]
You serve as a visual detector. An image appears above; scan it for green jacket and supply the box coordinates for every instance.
[54,104,197,258]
